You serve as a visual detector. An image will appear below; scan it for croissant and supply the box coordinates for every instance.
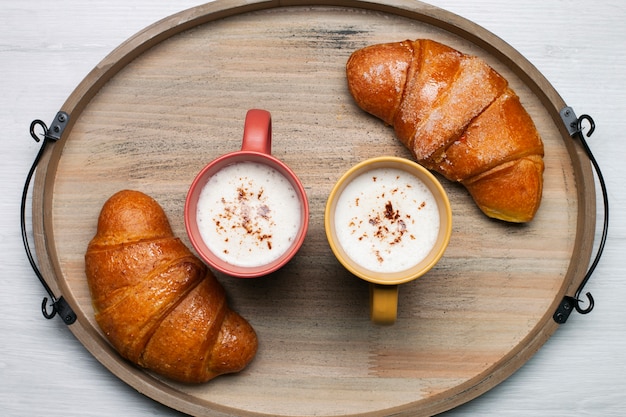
[346,39,544,222]
[84,190,258,383]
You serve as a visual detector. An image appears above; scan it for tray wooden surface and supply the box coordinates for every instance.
[32,1,596,416]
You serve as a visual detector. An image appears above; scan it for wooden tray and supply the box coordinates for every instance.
[32,1,596,416]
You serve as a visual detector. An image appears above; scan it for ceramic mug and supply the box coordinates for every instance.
[325,156,452,324]
[185,109,309,278]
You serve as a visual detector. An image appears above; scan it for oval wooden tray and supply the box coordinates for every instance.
[32,1,596,416]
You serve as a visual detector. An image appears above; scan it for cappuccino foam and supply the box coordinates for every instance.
[334,167,440,273]
[196,161,301,267]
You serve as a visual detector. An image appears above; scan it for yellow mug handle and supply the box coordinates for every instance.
[369,284,398,325]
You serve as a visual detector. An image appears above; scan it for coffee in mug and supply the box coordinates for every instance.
[185,109,309,278]
[333,166,440,273]
[195,160,302,268]
[325,156,452,324]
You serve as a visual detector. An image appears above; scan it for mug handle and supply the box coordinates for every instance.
[241,109,272,154]
[370,284,398,325]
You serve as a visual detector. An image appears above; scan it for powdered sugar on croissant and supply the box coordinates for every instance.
[346,39,544,222]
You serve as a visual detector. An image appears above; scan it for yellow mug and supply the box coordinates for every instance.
[325,157,452,324]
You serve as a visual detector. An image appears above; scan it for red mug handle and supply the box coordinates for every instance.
[241,109,272,154]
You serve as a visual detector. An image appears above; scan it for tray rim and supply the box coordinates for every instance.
[31,0,597,416]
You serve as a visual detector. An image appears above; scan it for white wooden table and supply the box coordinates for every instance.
[2,1,624,416]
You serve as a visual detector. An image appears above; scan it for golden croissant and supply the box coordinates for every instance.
[85,190,257,383]
[346,39,544,222]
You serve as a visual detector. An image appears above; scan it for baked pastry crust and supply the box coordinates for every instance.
[347,39,544,222]
[85,190,258,383]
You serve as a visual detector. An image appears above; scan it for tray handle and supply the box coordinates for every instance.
[553,108,608,324]
[21,111,76,325]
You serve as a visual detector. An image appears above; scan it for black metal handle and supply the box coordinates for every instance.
[21,112,76,325]
[553,110,608,324]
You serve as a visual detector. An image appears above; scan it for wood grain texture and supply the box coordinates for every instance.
[4,1,625,417]
[30,2,594,416]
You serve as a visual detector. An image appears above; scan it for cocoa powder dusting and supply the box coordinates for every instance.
[348,191,427,265]
[215,182,274,250]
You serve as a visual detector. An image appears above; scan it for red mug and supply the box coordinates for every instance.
[185,109,309,278]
